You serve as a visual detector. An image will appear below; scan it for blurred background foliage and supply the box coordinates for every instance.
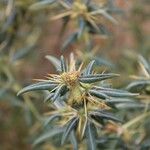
[0,0,150,149]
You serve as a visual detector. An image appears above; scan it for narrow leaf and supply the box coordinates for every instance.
[94,87,138,97]
[86,122,96,150]
[44,93,54,102]
[90,111,122,123]
[61,117,78,145]
[29,0,56,10]
[77,17,86,38]
[139,55,150,74]
[52,84,66,102]
[84,60,95,75]
[105,98,134,104]
[89,89,109,100]
[126,80,150,92]
[44,114,60,126]
[33,128,64,146]
[17,83,57,96]
[79,73,119,83]
[12,45,34,62]
[60,56,67,72]
[70,131,78,150]
[116,103,146,109]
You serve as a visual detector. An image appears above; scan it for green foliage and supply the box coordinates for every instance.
[18,54,140,149]
[127,55,150,93]
[30,0,120,50]
[1,0,150,149]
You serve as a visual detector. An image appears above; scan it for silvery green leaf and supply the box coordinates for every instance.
[17,83,58,96]
[79,73,119,83]
[52,84,66,102]
[44,93,54,102]
[105,98,134,104]
[11,45,34,62]
[139,55,150,73]
[126,80,150,92]
[84,60,95,75]
[77,17,86,38]
[29,0,56,10]
[116,103,147,109]
[44,114,60,126]
[46,55,61,71]
[61,117,78,145]
[60,55,67,72]
[70,131,78,150]
[86,122,97,150]
[90,111,122,123]
[33,128,64,146]
[103,90,138,97]
[94,56,114,68]
[89,89,109,100]
[94,87,138,97]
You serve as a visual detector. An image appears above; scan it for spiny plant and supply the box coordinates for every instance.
[0,0,40,52]
[30,0,120,50]
[28,0,123,71]
[18,53,139,149]
[123,55,150,149]
[0,0,43,127]
[127,55,150,93]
